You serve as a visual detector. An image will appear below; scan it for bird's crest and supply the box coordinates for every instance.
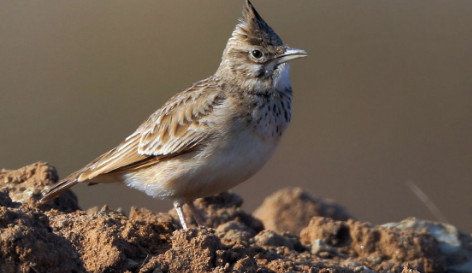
[231,0,283,48]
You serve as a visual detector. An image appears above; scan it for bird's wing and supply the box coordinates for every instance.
[40,82,226,202]
[75,84,226,181]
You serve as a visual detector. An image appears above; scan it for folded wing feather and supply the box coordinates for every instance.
[41,83,225,201]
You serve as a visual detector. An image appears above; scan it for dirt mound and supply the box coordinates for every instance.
[253,187,352,234]
[1,162,471,273]
[0,162,79,212]
[0,190,82,272]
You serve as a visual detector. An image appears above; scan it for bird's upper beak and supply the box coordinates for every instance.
[276,47,308,64]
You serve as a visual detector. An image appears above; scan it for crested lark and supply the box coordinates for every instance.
[41,0,307,229]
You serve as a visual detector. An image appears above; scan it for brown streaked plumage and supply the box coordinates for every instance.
[40,0,307,229]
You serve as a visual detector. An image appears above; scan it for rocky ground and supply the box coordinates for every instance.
[1,162,471,273]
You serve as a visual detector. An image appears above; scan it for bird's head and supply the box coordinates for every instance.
[216,0,307,92]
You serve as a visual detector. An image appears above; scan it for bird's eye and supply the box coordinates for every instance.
[251,50,263,59]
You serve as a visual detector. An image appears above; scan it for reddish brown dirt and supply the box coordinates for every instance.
[253,187,352,234]
[0,162,470,273]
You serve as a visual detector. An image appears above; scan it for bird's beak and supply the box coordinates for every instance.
[277,47,308,64]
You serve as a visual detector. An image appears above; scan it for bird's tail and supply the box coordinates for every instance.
[40,173,80,202]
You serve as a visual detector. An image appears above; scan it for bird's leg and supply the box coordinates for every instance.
[173,199,189,230]
[187,201,205,227]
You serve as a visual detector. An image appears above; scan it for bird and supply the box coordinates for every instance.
[40,0,307,229]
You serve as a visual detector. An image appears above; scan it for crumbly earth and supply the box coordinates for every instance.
[0,162,470,273]
[253,187,352,234]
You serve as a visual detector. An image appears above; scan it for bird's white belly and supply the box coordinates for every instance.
[193,128,281,196]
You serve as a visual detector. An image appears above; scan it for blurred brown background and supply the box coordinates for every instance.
[1,1,472,231]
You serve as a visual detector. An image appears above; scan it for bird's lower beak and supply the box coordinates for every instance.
[277,47,308,64]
